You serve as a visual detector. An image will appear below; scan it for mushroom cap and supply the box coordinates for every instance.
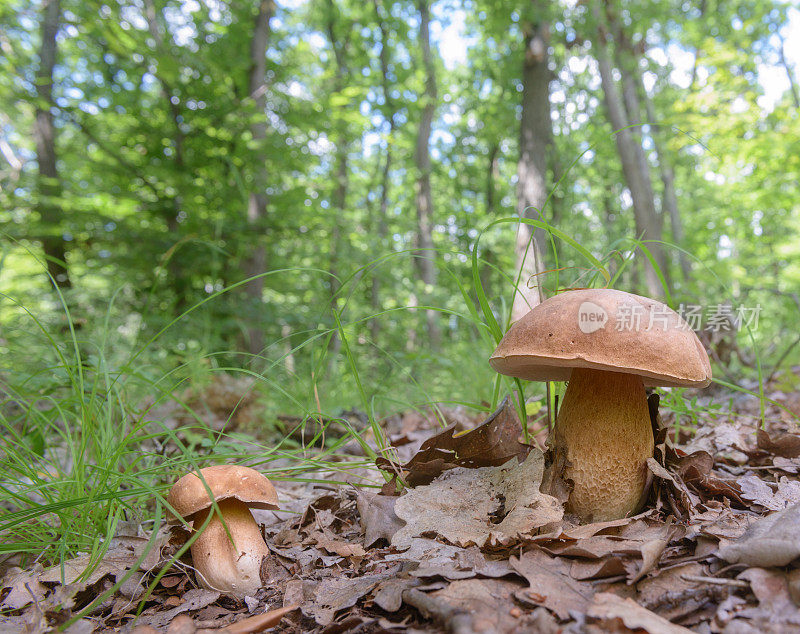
[167,465,279,521]
[489,288,712,388]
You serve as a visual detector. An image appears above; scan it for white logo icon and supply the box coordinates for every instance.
[578,301,608,334]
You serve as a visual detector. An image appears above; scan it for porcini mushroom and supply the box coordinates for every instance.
[167,465,278,597]
[490,289,711,522]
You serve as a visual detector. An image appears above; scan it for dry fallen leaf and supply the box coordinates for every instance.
[588,591,693,633]
[718,503,800,567]
[356,491,403,547]
[39,548,139,585]
[404,578,526,634]
[757,429,800,458]
[377,397,531,487]
[137,589,221,630]
[737,568,800,625]
[391,449,562,549]
[509,547,595,620]
[0,565,47,611]
[222,605,299,633]
[302,574,390,626]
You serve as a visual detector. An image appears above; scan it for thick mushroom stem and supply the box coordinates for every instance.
[552,367,654,522]
[189,499,270,597]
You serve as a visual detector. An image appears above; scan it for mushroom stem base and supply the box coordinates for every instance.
[550,368,654,522]
[190,499,270,597]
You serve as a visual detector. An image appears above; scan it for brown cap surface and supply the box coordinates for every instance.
[490,289,712,388]
[167,465,278,520]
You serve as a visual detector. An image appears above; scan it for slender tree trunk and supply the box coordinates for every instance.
[144,0,190,309]
[414,0,440,348]
[34,0,71,290]
[606,8,674,288]
[370,0,396,344]
[242,0,275,357]
[642,90,691,280]
[486,142,499,216]
[777,32,800,110]
[592,3,667,298]
[324,0,353,364]
[511,20,552,322]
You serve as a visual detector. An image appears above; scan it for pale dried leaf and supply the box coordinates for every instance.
[0,566,47,611]
[738,568,799,622]
[391,450,562,549]
[310,532,366,558]
[222,605,299,633]
[40,548,138,585]
[510,548,594,620]
[588,592,693,633]
[407,579,526,634]
[302,574,389,626]
[356,491,403,547]
[718,504,800,567]
[138,589,221,630]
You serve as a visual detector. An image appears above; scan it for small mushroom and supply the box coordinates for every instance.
[167,465,278,597]
[490,289,711,522]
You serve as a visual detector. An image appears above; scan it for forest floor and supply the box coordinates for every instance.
[2,371,800,633]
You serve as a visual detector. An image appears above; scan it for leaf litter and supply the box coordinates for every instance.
[2,381,800,632]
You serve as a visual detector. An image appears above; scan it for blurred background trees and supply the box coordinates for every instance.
[1,0,799,406]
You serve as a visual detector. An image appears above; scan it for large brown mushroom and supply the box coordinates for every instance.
[490,289,711,522]
[167,465,278,597]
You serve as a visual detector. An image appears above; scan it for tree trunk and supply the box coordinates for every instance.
[642,89,691,280]
[144,0,190,309]
[370,0,396,344]
[486,142,499,216]
[34,0,71,290]
[592,4,667,298]
[777,32,800,110]
[241,0,275,357]
[324,0,354,365]
[414,0,440,348]
[605,8,675,288]
[511,20,552,323]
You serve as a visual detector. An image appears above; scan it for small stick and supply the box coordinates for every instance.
[680,574,749,588]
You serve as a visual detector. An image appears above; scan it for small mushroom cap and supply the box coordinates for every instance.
[167,465,278,521]
[490,289,712,388]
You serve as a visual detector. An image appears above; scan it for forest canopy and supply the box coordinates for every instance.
[1,0,799,408]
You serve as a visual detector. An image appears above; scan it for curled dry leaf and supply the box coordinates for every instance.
[301,574,391,626]
[391,449,562,550]
[137,589,221,630]
[0,565,47,610]
[737,568,800,625]
[718,503,800,567]
[222,604,299,633]
[355,491,403,547]
[587,592,693,633]
[757,429,800,458]
[376,397,531,487]
[404,579,526,634]
[509,548,594,620]
[736,474,800,510]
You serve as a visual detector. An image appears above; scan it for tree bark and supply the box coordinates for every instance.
[414,0,441,348]
[511,20,552,322]
[144,0,190,309]
[324,0,353,364]
[486,142,499,216]
[242,0,275,357]
[777,31,800,110]
[592,4,667,298]
[605,8,676,286]
[370,0,396,344]
[642,89,691,280]
[34,0,71,290]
